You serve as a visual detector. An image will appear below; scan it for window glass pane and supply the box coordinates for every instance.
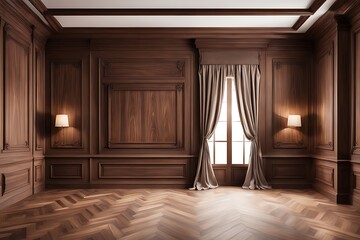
[218,81,227,122]
[232,142,243,164]
[219,103,227,123]
[244,141,252,164]
[215,122,227,141]
[208,141,214,164]
[215,142,227,164]
[232,121,243,141]
[231,81,240,122]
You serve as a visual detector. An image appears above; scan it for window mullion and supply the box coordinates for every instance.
[227,78,232,166]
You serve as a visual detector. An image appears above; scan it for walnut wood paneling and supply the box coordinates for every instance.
[313,159,337,202]
[231,167,247,186]
[0,0,49,209]
[315,43,334,151]
[3,24,30,152]
[35,47,45,151]
[354,32,360,155]
[99,164,185,179]
[90,158,189,187]
[265,158,312,188]
[106,84,183,149]
[352,163,360,205]
[213,168,227,186]
[0,160,33,210]
[213,166,248,186]
[50,61,82,148]
[315,164,334,187]
[33,158,45,194]
[3,168,30,195]
[272,59,309,149]
[46,158,89,185]
[100,58,186,82]
[46,48,90,154]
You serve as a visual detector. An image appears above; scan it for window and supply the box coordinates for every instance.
[208,78,251,165]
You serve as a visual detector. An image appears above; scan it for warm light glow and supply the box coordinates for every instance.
[55,114,69,127]
[287,115,301,127]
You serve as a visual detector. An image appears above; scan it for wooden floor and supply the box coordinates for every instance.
[0,188,360,240]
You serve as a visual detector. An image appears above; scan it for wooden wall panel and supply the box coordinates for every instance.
[106,84,183,149]
[213,168,227,186]
[50,61,82,148]
[313,159,336,202]
[0,160,33,209]
[35,46,45,151]
[352,163,360,205]
[33,158,45,194]
[46,158,89,186]
[315,43,334,151]
[265,158,312,188]
[101,58,186,81]
[0,1,50,209]
[90,158,189,187]
[354,32,360,155]
[4,25,30,152]
[213,166,248,186]
[46,48,90,154]
[272,59,309,149]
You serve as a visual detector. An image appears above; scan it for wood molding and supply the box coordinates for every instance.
[51,28,301,39]
[29,0,62,32]
[292,16,310,30]
[44,8,313,16]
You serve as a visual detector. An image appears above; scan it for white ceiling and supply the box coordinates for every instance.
[27,0,337,32]
[55,16,300,28]
[41,0,315,9]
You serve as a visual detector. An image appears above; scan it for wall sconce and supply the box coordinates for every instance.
[287,114,301,127]
[55,114,69,146]
[55,114,69,127]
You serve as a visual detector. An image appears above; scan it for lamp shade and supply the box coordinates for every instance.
[55,114,69,127]
[287,115,301,127]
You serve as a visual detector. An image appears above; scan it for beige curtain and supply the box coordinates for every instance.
[192,65,230,190]
[234,65,271,190]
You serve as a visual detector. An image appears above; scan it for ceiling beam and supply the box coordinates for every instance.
[44,8,312,16]
[291,0,328,31]
[29,0,62,32]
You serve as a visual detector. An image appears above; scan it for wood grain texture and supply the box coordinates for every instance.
[352,163,360,205]
[1,188,360,240]
[46,158,89,185]
[0,0,50,210]
[0,160,33,210]
[45,47,90,155]
[354,32,360,155]
[315,43,334,151]
[272,59,309,149]
[90,158,190,187]
[33,158,45,194]
[50,61,82,148]
[100,58,186,82]
[35,46,46,151]
[107,84,182,148]
[265,158,312,188]
[313,159,337,202]
[4,25,30,152]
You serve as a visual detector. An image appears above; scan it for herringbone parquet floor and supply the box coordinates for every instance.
[0,187,360,240]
